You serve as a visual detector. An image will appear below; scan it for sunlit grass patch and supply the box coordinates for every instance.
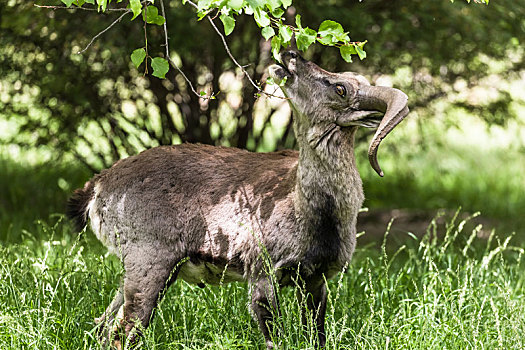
[0,213,524,349]
[357,109,525,236]
[0,150,91,242]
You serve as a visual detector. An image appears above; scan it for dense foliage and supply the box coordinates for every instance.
[1,0,520,171]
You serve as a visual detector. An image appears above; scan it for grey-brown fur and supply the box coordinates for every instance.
[67,51,409,349]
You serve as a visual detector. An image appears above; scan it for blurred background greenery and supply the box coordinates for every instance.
[0,0,524,242]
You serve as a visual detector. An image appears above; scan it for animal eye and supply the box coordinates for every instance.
[335,84,346,97]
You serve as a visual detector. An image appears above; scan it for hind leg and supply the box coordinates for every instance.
[114,245,181,348]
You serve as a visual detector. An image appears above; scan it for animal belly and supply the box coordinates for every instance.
[178,261,245,285]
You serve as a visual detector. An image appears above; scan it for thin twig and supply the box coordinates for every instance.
[184,0,285,99]
[159,0,214,100]
[205,9,286,99]
[206,16,260,90]
[39,0,284,100]
[77,9,132,54]
[34,4,129,12]
[143,5,149,74]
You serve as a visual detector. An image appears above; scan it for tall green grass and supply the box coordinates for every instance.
[0,214,523,349]
[357,113,525,237]
[0,152,90,242]
[1,109,524,348]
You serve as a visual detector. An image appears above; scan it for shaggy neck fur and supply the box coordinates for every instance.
[292,114,364,275]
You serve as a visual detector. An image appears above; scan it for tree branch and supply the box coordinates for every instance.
[184,0,285,100]
[158,0,214,100]
[39,0,285,100]
[34,4,130,12]
[77,9,132,54]
[143,4,149,74]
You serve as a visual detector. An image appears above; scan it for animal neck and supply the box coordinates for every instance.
[291,118,364,272]
[293,121,364,225]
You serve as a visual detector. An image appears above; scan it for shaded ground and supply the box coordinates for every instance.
[357,208,497,245]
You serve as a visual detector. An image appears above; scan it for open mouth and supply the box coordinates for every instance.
[268,51,298,85]
[277,62,292,76]
[269,62,292,84]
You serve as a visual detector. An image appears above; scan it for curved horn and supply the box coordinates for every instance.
[357,85,409,177]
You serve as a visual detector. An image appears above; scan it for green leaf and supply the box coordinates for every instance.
[271,8,285,18]
[339,45,356,63]
[61,0,75,6]
[131,48,146,68]
[281,0,291,8]
[261,26,275,40]
[317,20,349,45]
[265,0,281,11]
[253,8,271,27]
[295,14,302,29]
[142,6,165,25]
[279,25,293,45]
[220,14,235,36]
[355,45,366,60]
[197,10,210,20]
[318,20,344,36]
[151,57,169,79]
[247,0,265,9]
[129,0,142,20]
[317,36,332,45]
[197,0,213,12]
[271,35,282,60]
[357,40,368,49]
[267,75,286,87]
[152,16,166,25]
[97,0,107,12]
[296,27,316,51]
[227,0,243,11]
[74,0,86,6]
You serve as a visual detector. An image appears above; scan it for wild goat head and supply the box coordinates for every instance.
[269,50,409,176]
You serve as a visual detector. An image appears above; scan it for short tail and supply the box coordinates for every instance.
[66,181,95,232]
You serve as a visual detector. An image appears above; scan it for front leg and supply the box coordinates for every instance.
[251,278,280,349]
[95,284,124,347]
[299,278,327,348]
